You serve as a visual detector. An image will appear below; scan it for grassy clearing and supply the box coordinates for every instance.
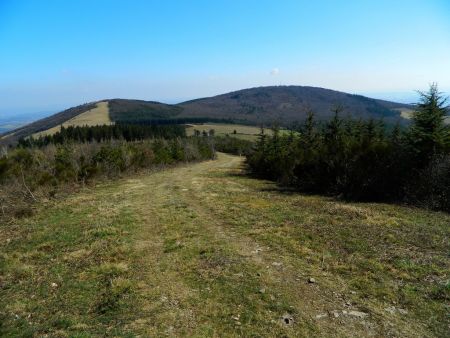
[33,101,112,138]
[1,153,448,337]
[186,123,272,140]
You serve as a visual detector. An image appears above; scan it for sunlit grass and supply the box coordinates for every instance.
[1,153,448,337]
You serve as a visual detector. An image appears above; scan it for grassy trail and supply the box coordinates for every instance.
[1,153,449,337]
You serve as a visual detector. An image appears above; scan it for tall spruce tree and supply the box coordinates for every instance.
[409,83,449,164]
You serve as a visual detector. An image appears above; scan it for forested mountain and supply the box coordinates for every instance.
[179,86,410,123]
[108,99,183,122]
[1,86,412,145]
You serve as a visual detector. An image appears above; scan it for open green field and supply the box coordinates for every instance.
[186,123,274,140]
[1,154,449,337]
[186,123,293,140]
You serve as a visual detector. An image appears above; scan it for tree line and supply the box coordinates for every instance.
[18,124,187,147]
[247,84,450,211]
[114,117,239,125]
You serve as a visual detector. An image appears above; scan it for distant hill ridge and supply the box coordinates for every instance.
[179,86,410,123]
[1,86,412,145]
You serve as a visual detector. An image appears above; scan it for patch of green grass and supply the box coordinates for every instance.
[198,167,450,337]
[132,183,315,337]
[0,189,140,337]
[186,123,263,140]
[185,123,292,141]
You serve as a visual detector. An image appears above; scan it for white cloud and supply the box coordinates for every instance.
[270,68,280,76]
[61,68,72,76]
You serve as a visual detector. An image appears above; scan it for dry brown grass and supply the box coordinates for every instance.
[33,101,112,138]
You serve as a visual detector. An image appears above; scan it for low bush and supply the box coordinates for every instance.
[0,138,214,221]
[213,135,254,156]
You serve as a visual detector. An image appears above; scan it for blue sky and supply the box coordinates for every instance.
[0,0,449,115]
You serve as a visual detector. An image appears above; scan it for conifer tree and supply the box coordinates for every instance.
[409,83,449,164]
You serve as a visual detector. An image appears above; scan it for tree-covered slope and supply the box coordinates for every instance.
[179,86,410,124]
[1,86,413,146]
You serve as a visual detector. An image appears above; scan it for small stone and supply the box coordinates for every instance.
[259,288,266,294]
[398,308,408,315]
[308,277,316,284]
[51,282,58,288]
[384,306,408,315]
[272,262,283,267]
[331,311,340,318]
[315,313,328,319]
[384,306,396,314]
[348,310,369,318]
[350,291,356,295]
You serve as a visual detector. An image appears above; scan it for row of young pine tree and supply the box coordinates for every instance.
[18,123,187,147]
[247,84,450,211]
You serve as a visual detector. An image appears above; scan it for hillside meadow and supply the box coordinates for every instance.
[186,123,265,141]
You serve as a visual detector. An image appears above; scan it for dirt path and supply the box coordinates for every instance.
[4,153,446,337]
[110,153,433,337]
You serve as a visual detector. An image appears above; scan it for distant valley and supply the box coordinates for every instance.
[0,111,56,133]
